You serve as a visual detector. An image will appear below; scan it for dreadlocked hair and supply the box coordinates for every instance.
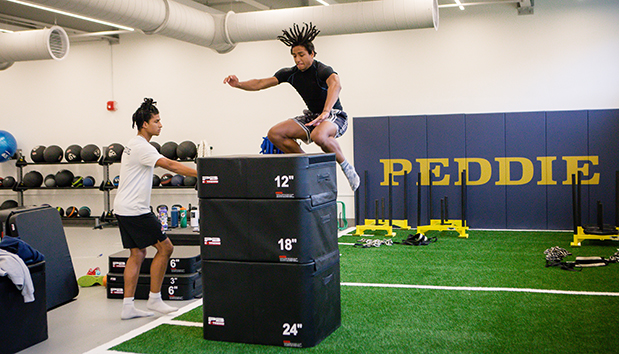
[277,22,320,55]
[132,98,159,130]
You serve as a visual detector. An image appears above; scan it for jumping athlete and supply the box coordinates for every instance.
[113,98,197,320]
[223,22,360,191]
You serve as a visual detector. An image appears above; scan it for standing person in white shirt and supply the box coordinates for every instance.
[113,98,197,320]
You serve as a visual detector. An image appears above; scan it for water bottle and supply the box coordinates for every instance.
[180,207,187,228]
[158,206,168,231]
[171,207,179,228]
[190,208,199,232]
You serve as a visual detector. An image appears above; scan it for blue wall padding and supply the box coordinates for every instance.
[353,117,390,221]
[546,110,588,229]
[353,109,619,230]
[505,112,547,229]
[389,115,427,222]
[465,113,506,229]
[588,109,619,225]
[425,115,466,223]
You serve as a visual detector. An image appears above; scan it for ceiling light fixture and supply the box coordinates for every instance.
[316,0,330,6]
[454,0,466,10]
[5,0,135,31]
[0,28,15,33]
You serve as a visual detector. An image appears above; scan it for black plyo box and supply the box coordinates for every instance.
[197,153,337,200]
[106,272,202,300]
[200,198,337,263]
[109,246,201,274]
[202,254,341,348]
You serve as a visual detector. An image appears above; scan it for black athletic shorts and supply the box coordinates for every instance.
[116,212,167,249]
[291,109,348,144]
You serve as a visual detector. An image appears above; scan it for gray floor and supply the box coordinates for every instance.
[19,226,200,354]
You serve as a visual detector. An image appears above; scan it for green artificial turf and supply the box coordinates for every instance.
[111,230,619,354]
[340,229,619,293]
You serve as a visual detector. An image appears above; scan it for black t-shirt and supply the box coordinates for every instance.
[274,60,343,114]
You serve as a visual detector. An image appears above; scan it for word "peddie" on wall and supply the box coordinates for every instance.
[380,156,599,186]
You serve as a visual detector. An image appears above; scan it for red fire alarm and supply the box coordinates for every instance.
[107,101,117,111]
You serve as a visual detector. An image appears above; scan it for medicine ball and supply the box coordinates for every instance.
[2,176,15,189]
[183,176,197,187]
[150,141,161,153]
[83,175,95,187]
[78,206,91,218]
[0,130,17,163]
[153,174,161,187]
[0,199,18,210]
[66,206,78,218]
[55,169,74,187]
[113,175,120,187]
[81,144,101,162]
[44,174,56,187]
[65,144,82,162]
[177,141,197,160]
[56,207,64,217]
[161,141,178,160]
[160,173,173,186]
[72,176,84,188]
[44,145,63,163]
[171,174,184,186]
[23,170,43,188]
[30,145,46,163]
[107,143,124,162]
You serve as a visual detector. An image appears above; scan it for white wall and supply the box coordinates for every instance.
[1,0,618,218]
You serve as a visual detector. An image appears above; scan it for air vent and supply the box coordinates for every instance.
[48,26,69,60]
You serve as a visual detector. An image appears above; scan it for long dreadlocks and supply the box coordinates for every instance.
[277,22,320,55]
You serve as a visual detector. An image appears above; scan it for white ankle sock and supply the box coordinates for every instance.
[147,292,178,314]
[121,297,154,320]
[340,160,360,191]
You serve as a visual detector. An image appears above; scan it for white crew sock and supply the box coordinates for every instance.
[121,297,154,320]
[340,160,360,191]
[147,292,178,314]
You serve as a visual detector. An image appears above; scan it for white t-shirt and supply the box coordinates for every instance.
[113,135,164,216]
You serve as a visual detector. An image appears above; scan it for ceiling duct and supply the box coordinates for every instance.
[224,0,438,45]
[21,0,437,53]
[0,25,69,71]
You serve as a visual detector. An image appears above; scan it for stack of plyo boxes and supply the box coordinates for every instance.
[107,245,202,300]
[197,153,341,348]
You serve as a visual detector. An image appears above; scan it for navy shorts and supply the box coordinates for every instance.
[291,109,348,144]
[116,212,167,249]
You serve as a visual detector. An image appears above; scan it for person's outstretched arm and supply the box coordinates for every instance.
[223,75,279,91]
[156,157,197,177]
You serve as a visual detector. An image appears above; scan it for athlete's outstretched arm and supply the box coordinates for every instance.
[223,75,279,91]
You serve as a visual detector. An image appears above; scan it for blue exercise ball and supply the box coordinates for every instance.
[0,130,17,163]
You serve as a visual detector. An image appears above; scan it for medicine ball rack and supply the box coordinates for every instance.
[4,148,196,228]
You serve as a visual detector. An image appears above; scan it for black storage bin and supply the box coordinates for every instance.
[0,205,78,310]
[197,153,336,200]
[109,246,201,275]
[0,261,48,354]
[200,198,337,263]
[202,252,340,348]
[106,272,202,300]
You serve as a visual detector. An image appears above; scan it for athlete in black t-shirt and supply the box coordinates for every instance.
[223,23,360,191]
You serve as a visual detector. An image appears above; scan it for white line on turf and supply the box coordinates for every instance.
[168,320,204,327]
[83,299,203,354]
[84,281,618,353]
[341,282,619,297]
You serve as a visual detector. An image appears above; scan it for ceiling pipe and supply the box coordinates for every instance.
[0,26,69,71]
[21,0,437,54]
[224,0,438,44]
